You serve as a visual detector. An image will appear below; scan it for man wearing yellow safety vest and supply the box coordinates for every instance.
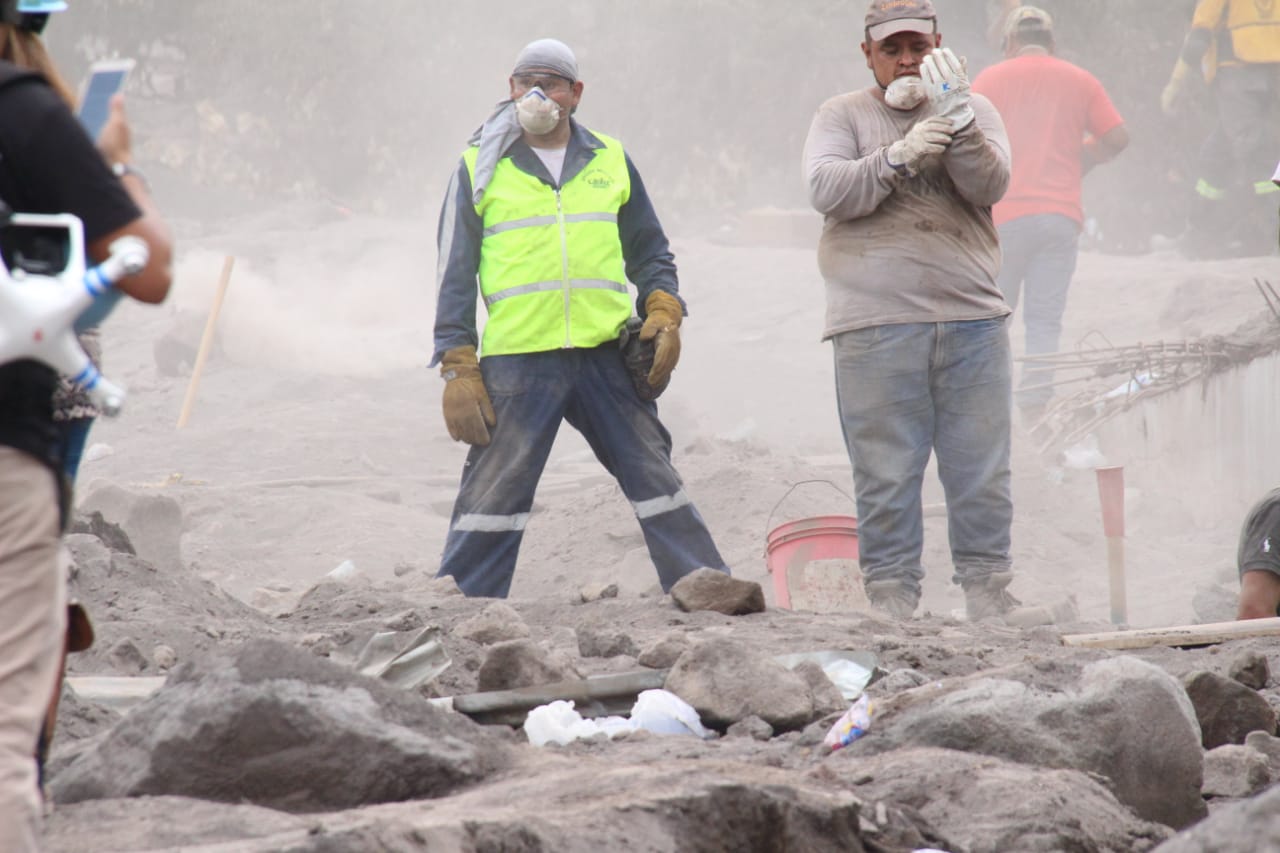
[1162,0,1280,257]
[430,38,730,598]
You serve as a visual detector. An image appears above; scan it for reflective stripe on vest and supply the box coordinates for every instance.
[464,133,632,356]
[1196,178,1227,200]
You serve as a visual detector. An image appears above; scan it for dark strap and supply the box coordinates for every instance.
[0,59,39,91]
[0,61,59,473]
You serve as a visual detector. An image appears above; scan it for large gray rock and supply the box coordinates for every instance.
[454,602,530,645]
[78,484,183,571]
[1200,744,1271,799]
[848,656,1206,828]
[1183,670,1278,748]
[1245,729,1280,777]
[44,760,952,853]
[476,639,581,691]
[665,637,815,731]
[66,511,134,555]
[49,639,511,811]
[1228,650,1270,690]
[792,660,849,718]
[1152,784,1280,852]
[669,568,765,615]
[637,632,690,669]
[576,623,639,658]
[841,747,1173,853]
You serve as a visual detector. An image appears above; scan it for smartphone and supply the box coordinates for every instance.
[76,58,135,142]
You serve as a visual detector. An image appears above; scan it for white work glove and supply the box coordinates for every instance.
[921,47,974,130]
[886,116,955,176]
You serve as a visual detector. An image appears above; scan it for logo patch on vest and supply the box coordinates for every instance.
[582,169,614,190]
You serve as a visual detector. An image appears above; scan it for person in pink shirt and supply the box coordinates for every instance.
[973,7,1129,426]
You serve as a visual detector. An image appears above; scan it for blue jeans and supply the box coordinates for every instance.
[997,213,1080,411]
[58,418,94,483]
[437,346,729,598]
[833,318,1013,597]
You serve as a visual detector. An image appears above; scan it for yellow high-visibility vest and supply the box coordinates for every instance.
[463,133,632,356]
[1194,0,1280,75]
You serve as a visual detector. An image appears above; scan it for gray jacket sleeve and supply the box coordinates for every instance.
[618,153,685,316]
[430,159,482,366]
[938,95,1011,208]
[803,99,901,221]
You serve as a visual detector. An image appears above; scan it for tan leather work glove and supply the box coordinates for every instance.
[440,345,496,446]
[639,290,682,389]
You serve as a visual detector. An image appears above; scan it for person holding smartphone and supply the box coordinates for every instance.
[0,2,172,849]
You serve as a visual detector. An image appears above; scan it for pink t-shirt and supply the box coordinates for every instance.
[973,54,1124,227]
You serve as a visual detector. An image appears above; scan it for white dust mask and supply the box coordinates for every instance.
[516,87,562,135]
[884,75,927,110]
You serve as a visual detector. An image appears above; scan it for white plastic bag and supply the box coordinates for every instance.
[522,690,714,746]
[523,700,629,747]
[630,689,714,739]
[524,700,598,746]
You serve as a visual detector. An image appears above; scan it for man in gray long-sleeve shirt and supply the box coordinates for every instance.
[802,0,1019,621]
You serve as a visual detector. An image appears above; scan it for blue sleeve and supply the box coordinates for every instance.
[617,153,686,318]
[430,158,483,366]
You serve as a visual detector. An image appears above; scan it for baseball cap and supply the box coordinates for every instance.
[864,0,937,42]
[1003,6,1054,41]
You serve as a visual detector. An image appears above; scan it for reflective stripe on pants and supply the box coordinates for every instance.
[436,347,728,597]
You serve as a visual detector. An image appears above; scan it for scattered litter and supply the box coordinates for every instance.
[774,650,877,701]
[83,442,114,463]
[354,625,451,690]
[327,559,359,581]
[823,694,873,751]
[1102,371,1155,401]
[524,700,631,747]
[630,689,714,738]
[1061,434,1106,470]
[524,689,714,746]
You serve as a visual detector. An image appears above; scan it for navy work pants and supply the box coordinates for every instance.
[437,346,728,598]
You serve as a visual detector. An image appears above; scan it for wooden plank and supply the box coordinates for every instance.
[66,676,167,711]
[1061,617,1280,650]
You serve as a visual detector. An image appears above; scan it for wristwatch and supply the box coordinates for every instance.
[111,161,150,189]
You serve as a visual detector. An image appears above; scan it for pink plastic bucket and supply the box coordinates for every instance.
[765,515,859,609]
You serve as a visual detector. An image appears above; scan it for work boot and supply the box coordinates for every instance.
[963,571,1022,621]
[865,579,918,620]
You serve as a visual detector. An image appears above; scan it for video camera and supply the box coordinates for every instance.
[0,201,147,415]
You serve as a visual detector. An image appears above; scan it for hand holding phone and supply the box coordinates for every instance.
[76,58,135,142]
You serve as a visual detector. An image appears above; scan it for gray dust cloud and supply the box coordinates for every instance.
[46,1,1214,375]
[47,0,1204,246]
[31,4,1280,849]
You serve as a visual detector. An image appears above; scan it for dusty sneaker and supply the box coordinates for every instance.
[865,579,918,620]
[963,571,1022,621]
